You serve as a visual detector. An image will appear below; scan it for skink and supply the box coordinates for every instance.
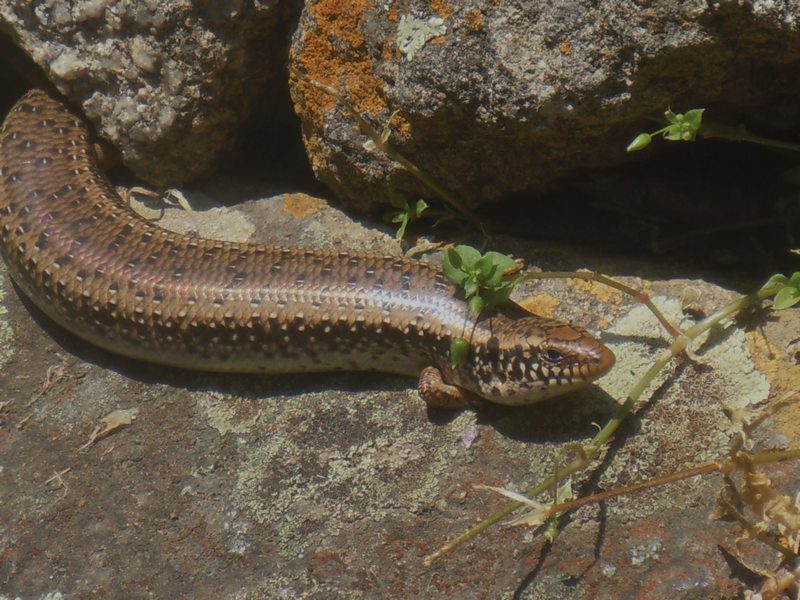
[0,90,615,407]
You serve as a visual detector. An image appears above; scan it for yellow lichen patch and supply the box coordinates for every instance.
[518,294,561,319]
[572,277,622,304]
[430,0,451,19]
[745,330,800,440]
[465,9,483,31]
[745,330,800,393]
[596,317,611,329]
[282,193,328,219]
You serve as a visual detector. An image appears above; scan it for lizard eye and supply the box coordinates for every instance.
[543,348,564,364]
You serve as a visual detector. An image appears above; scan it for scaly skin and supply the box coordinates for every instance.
[0,90,615,406]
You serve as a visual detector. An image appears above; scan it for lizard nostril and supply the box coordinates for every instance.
[593,344,616,376]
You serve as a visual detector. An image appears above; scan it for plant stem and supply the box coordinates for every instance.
[424,282,785,565]
[521,270,681,337]
[294,73,483,228]
[701,122,800,153]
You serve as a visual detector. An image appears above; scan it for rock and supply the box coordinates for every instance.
[0,0,287,185]
[0,177,797,597]
[289,0,800,211]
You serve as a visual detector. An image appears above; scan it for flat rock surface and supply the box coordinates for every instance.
[1,179,799,599]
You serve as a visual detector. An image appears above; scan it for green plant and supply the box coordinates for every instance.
[425,272,798,565]
[627,108,705,152]
[385,193,428,240]
[441,245,520,315]
[628,106,800,154]
[441,245,522,367]
[763,272,800,309]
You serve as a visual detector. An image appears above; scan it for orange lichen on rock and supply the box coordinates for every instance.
[299,127,332,173]
[293,0,387,127]
[282,193,328,218]
[312,0,371,45]
[465,9,483,31]
[381,37,397,61]
[518,294,561,319]
[430,0,451,19]
[391,112,411,136]
[292,33,340,119]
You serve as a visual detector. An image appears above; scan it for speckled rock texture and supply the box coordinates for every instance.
[0,0,286,185]
[289,0,800,210]
[0,182,798,599]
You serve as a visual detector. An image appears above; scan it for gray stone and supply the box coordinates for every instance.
[0,0,285,185]
[290,0,800,210]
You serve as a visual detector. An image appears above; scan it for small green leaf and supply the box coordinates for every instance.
[773,286,800,310]
[394,215,409,240]
[482,252,518,270]
[663,124,684,141]
[450,337,470,367]
[412,198,428,218]
[442,263,467,287]
[482,280,516,309]
[445,247,464,269]
[764,273,790,288]
[790,272,800,286]
[464,279,479,298]
[483,252,518,285]
[627,133,652,152]
[468,295,485,315]
[442,249,468,285]
[683,108,705,131]
[453,245,482,269]
[474,255,496,282]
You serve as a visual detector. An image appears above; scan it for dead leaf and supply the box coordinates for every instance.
[78,408,139,451]
[475,484,552,527]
